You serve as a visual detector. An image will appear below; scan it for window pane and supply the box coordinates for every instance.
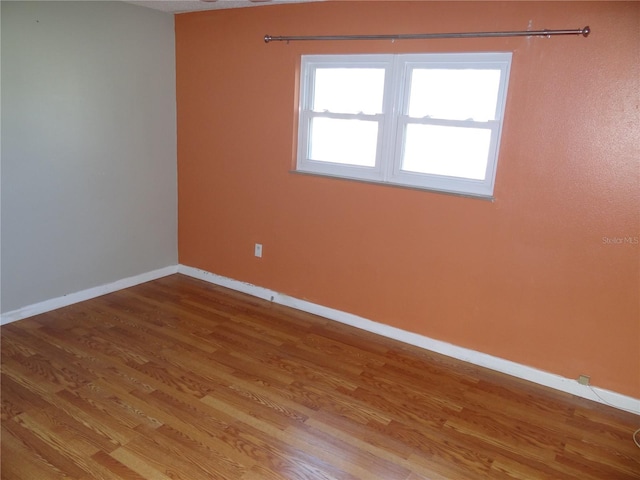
[408,69,501,121]
[313,68,385,114]
[309,118,378,167]
[402,124,492,180]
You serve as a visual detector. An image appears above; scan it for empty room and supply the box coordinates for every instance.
[1,0,639,478]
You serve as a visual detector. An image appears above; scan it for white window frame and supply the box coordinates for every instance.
[296,52,512,198]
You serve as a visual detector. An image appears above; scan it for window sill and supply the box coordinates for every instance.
[289,169,496,202]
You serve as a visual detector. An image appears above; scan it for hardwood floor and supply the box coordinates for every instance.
[2,274,639,479]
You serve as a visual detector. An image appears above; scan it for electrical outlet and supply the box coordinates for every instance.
[254,243,262,258]
[577,374,590,386]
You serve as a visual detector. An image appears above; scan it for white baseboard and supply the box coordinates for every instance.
[179,264,640,415]
[0,265,178,326]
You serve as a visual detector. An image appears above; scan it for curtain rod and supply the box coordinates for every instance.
[264,26,590,43]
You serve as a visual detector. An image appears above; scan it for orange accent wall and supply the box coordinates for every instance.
[176,1,640,398]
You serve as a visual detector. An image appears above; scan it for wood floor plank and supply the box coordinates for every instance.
[282,420,413,479]
[1,373,52,420]
[223,422,360,480]
[123,424,242,480]
[155,423,248,478]
[91,449,148,480]
[1,423,70,480]
[306,409,416,460]
[51,390,139,448]
[442,407,563,463]
[3,415,107,479]
[108,445,175,480]
[2,273,639,479]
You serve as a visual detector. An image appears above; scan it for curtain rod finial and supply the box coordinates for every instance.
[582,26,590,37]
[264,34,272,43]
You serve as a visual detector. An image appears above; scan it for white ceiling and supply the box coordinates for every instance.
[123,0,323,14]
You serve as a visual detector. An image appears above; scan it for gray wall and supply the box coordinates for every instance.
[1,1,177,313]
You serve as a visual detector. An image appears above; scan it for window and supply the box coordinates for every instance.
[296,53,512,197]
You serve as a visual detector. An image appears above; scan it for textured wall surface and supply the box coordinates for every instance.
[1,1,177,313]
[176,1,639,397]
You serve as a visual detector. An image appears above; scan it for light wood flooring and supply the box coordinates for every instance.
[2,274,639,479]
